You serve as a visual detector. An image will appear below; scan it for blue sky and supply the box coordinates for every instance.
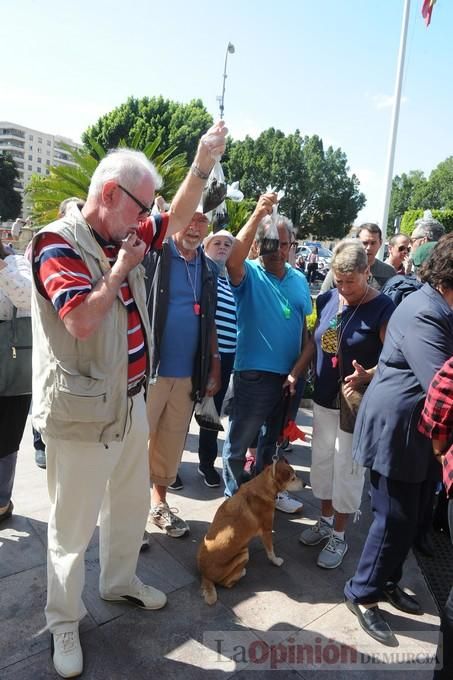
[1,0,452,224]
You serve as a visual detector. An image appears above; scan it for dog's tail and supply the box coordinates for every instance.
[201,576,217,605]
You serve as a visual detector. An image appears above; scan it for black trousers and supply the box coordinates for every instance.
[345,470,426,604]
[198,352,235,469]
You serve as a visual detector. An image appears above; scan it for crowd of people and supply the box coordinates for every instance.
[0,121,452,679]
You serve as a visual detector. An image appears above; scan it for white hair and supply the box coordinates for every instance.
[88,148,162,198]
[255,213,294,242]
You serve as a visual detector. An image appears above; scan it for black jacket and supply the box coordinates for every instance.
[143,240,218,401]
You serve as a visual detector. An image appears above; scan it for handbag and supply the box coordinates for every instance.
[0,307,32,396]
[339,381,366,434]
[336,326,366,434]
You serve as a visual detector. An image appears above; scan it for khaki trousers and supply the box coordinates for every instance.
[45,393,149,632]
[147,376,194,487]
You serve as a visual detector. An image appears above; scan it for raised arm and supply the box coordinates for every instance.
[166,121,227,236]
[226,193,276,285]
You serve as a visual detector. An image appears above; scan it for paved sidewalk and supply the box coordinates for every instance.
[1,408,440,679]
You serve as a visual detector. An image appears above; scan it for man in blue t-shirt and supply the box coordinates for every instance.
[223,193,312,511]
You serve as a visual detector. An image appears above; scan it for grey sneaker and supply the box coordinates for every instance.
[299,518,332,546]
[150,502,189,538]
[317,534,348,569]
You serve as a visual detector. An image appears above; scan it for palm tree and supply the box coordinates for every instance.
[26,134,188,226]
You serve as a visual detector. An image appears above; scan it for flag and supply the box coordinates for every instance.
[422,0,437,26]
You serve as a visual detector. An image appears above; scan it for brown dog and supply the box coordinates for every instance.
[198,459,304,605]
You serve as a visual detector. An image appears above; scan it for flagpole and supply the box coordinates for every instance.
[378,0,411,258]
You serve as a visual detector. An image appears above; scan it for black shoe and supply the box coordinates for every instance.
[168,474,183,491]
[35,448,47,469]
[414,534,435,558]
[382,584,422,615]
[198,466,221,488]
[345,598,398,646]
[0,501,14,523]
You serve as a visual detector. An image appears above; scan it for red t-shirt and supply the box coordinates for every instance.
[34,213,168,386]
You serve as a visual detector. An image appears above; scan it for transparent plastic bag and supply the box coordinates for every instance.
[212,201,229,232]
[226,181,244,202]
[259,187,285,255]
[202,161,227,213]
[194,396,224,431]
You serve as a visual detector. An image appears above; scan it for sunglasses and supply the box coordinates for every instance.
[118,184,151,217]
[398,245,410,252]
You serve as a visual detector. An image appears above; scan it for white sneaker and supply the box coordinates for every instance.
[100,574,167,610]
[275,491,303,514]
[52,627,83,678]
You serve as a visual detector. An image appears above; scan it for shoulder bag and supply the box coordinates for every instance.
[0,307,32,396]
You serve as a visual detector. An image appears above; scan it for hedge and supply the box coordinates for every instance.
[400,209,453,236]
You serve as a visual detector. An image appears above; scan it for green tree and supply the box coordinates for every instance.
[83,96,213,163]
[423,157,453,209]
[0,152,22,220]
[26,137,187,226]
[387,170,427,233]
[224,129,364,238]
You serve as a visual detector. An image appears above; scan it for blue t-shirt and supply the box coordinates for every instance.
[232,260,312,374]
[158,239,202,377]
[313,288,395,408]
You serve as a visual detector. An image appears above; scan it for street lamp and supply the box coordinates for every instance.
[217,42,235,119]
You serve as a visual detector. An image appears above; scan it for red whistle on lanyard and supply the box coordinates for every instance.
[193,303,201,316]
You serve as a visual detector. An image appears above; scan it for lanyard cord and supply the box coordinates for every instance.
[174,241,200,303]
[336,285,369,355]
[265,270,291,312]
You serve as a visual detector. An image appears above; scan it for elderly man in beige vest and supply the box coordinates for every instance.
[31,123,226,679]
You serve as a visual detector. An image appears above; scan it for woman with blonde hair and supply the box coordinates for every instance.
[298,239,395,568]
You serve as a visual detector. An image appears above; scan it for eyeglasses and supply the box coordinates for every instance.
[398,245,410,252]
[118,184,151,217]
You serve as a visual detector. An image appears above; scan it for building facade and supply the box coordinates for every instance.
[0,121,81,215]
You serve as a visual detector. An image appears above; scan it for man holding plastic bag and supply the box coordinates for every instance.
[143,209,220,539]
[222,193,312,512]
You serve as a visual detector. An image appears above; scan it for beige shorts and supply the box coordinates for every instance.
[147,376,194,487]
[310,402,365,514]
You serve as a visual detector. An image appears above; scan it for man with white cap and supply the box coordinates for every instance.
[143,207,220,539]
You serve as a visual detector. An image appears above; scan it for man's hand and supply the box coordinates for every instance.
[283,373,297,396]
[343,360,370,396]
[115,233,146,274]
[195,120,228,176]
[253,192,277,222]
[206,360,221,397]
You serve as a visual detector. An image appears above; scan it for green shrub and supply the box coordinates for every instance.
[400,209,453,236]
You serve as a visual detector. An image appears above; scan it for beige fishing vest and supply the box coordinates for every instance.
[31,208,151,444]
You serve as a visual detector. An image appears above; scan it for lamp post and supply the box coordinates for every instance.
[218,42,235,119]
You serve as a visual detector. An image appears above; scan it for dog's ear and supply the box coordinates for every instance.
[275,461,292,485]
